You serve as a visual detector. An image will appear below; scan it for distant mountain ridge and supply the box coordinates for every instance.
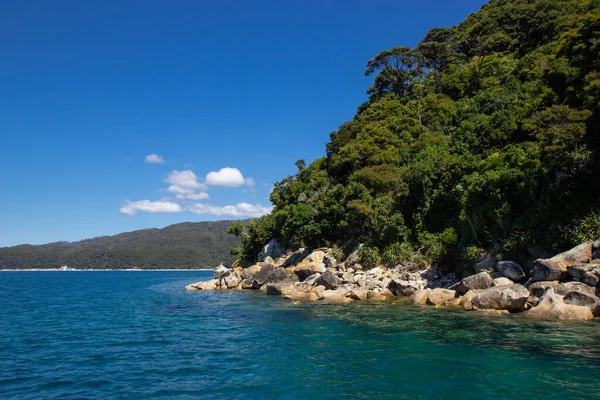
[0,221,241,269]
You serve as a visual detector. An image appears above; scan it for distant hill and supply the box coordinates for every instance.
[0,221,241,269]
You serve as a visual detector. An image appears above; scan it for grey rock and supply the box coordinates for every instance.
[493,277,514,287]
[304,273,322,286]
[475,255,497,273]
[214,264,232,280]
[567,264,600,286]
[553,242,593,264]
[410,289,432,305]
[281,248,311,268]
[427,288,457,306]
[531,259,569,282]
[241,264,262,280]
[318,270,341,290]
[563,291,600,316]
[496,261,525,281]
[388,279,420,297]
[341,271,354,284]
[555,281,596,297]
[262,239,284,261]
[452,272,493,296]
[528,281,560,298]
[471,284,529,312]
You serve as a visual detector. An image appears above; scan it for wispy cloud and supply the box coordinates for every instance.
[175,192,210,200]
[119,200,182,216]
[145,154,165,164]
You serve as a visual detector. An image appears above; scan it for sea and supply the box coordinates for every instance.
[1,270,599,399]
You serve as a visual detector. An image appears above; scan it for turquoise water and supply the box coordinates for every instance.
[1,271,600,399]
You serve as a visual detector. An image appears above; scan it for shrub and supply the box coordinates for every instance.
[570,209,600,245]
[358,245,380,268]
[327,247,344,262]
[382,242,414,266]
[463,246,480,265]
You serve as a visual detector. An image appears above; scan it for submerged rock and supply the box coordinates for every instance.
[471,284,529,312]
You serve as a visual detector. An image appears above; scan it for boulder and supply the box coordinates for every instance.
[251,264,277,288]
[185,279,218,291]
[354,274,367,288]
[304,273,322,286]
[318,270,341,290]
[345,245,363,265]
[496,261,525,281]
[214,264,232,280]
[347,287,369,301]
[293,251,327,280]
[526,288,594,321]
[461,290,481,310]
[224,273,241,289]
[427,288,457,307]
[281,248,311,268]
[530,259,569,282]
[320,288,353,304]
[366,267,386,279]
[410,289,432,305]
[388,279,421,297]
[262,239,284,261]
[470,284,529,312]
[530,242,594,282]
[555,281,596,297]
[527,281,560,298]
[493,277,514,287]
[563,291,600,316]
[474,254,497,273]
[567,264,600,287]
[240,279,254,289]
[451,272,493,296]
[241,264,262,280]
[341,271,354,284]
[553,242,593,264]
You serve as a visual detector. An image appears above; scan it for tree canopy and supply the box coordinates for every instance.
[234,0,600,268]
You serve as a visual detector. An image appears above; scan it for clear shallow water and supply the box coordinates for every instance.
[1,271,600,399]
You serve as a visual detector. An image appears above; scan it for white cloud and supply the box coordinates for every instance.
[187,202,272,218]
[165,170,207,194]
[145,154,165,164]
[244,177,255,187]
[205,167,245,187]
[175,192,210,200]
[119,200,182,216]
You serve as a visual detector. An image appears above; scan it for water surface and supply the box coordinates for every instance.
[1,271,599,399]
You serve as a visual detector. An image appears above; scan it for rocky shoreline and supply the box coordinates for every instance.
[186,240,600,321]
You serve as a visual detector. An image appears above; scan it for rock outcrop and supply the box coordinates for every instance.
[185,240,600,322]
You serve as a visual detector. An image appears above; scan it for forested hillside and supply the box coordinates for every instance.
[0,221,240,269]
[233,0,600,268]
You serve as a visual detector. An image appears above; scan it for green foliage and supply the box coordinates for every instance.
[568,209,600,245]
[464,246,480,265]
[327,247,344,262]
[358,246,380,268]
[234,0,600,265]
[382,242,414,266]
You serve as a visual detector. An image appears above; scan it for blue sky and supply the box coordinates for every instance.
[0,0,486,246]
